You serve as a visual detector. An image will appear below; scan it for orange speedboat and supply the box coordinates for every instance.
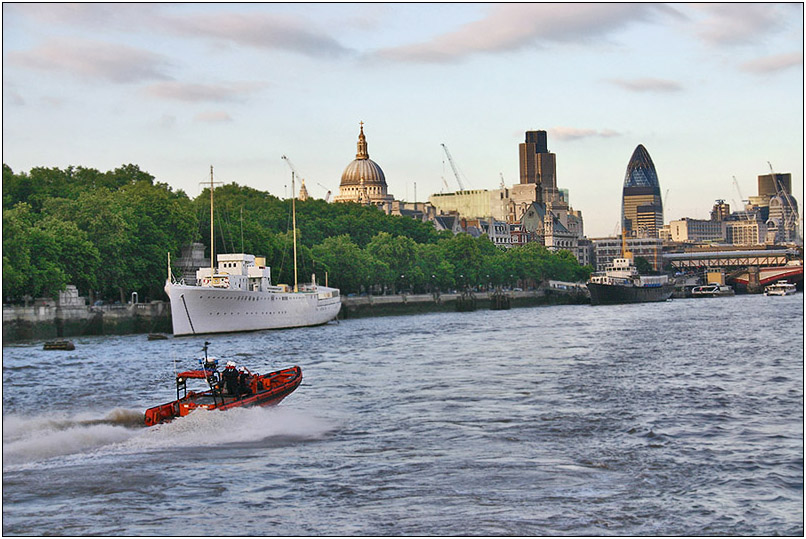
[144,343,302,426]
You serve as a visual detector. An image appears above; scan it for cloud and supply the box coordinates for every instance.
[607,78,684,93]
[550,127,621,141]
[740,52,803,74]
[159,114,177,129]
[194,111,233,123]
[5,38,172,83]
[3,81,26,106]
[144,81,267,103]
[689,4,792,47]
[9,4,351,59]
[373,3,678,63]
[7,3,161,28]
[165,12,352,58]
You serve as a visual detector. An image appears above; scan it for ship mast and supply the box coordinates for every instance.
[292,171,299,292]
[210,166,215,278]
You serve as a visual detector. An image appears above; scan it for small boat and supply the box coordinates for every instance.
[144,342,302,426]
[764,281,797,296]
[147,333,169,340]
[43,340,75,351]
[691,283,735,297]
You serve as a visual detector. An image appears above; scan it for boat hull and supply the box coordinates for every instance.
[587,282,674,306]
[165,281,341,336]
[144,365,302,426]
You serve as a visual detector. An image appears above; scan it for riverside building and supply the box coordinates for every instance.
[428,130,587,261]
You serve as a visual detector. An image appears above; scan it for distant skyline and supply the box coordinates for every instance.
[3,3,803,237]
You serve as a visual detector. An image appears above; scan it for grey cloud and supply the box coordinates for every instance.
[690,4,791,47]
[163,12,352,58]
[3,81,26,106]
[550,127,622,141]
[144,81,267,103]
[11,4,351,59]
[5,38,172,83]
[194,111,234,123]
[373,3,678,63]
[607,78,684,93]
[740,52,803,74]
[9,3,161,28]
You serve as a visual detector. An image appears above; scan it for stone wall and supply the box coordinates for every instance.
[2,302,172,343]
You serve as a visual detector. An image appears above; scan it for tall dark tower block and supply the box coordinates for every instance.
[519,130,557,204]
[621,144,663,238]
[758,173,791,198]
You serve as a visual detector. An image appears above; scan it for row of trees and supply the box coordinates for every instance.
[3,164,593,303]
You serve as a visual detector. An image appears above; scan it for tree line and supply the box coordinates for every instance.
[2,163,593,303]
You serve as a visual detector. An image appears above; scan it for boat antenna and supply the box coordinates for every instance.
[292,171,299,292]
[167,251,172,283]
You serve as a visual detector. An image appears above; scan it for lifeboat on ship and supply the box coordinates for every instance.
[144,342,302,426]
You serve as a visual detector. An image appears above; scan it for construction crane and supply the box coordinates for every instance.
[441,143,468,192]
[316,182,332,202]
[499,172,506,190]
[732,176,747,209]
[732,176,753,221]
[282,155,331,202]
[768,161,799,233]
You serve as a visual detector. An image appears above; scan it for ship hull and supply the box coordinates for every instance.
[165,281,342,336]
[587,282,674,306]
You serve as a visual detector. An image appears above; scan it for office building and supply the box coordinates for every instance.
[621,144,663,238]
[519,130,558,204]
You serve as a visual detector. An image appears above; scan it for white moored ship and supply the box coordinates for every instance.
[165,167,341,336]
[165,254,341,336]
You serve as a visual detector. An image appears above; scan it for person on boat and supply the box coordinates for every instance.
[221,361,240,398]
[238,368,252,396]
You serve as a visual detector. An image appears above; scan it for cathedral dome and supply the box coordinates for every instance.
[335,122,394,205]
[340,157,386,187]
[339,122,387,187]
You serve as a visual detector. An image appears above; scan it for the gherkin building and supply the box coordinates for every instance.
[622,144,663,237]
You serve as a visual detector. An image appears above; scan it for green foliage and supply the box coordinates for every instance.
[2,162,594,301]
[3,164,194,302]
[634,256,655,275]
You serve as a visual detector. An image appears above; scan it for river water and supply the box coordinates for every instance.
[3,294,803,535]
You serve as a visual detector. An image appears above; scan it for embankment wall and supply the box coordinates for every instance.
[2,289,588,343]
[3,302,172,343]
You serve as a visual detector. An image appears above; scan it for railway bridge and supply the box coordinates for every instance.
[663,249,803,293]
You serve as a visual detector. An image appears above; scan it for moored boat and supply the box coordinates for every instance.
[43,340,75,350]
[691,283,735,298]
[587,257,674,306]
[144,343,302,426]
[164,167,341,336]
[764,280,797,296]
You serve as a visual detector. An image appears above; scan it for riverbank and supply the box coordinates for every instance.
[2,302,172,343]
[2,289,588,344]
[339,289,587,318]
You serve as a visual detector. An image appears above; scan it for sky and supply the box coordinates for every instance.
[2,2,803,237]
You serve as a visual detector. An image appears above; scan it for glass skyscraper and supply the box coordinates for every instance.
[621,144,663,238]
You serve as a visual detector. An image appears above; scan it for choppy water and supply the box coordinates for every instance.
[3,294,803,535]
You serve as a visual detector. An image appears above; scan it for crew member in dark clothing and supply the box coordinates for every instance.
[221,361,240,398]
[238,368,252,396]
